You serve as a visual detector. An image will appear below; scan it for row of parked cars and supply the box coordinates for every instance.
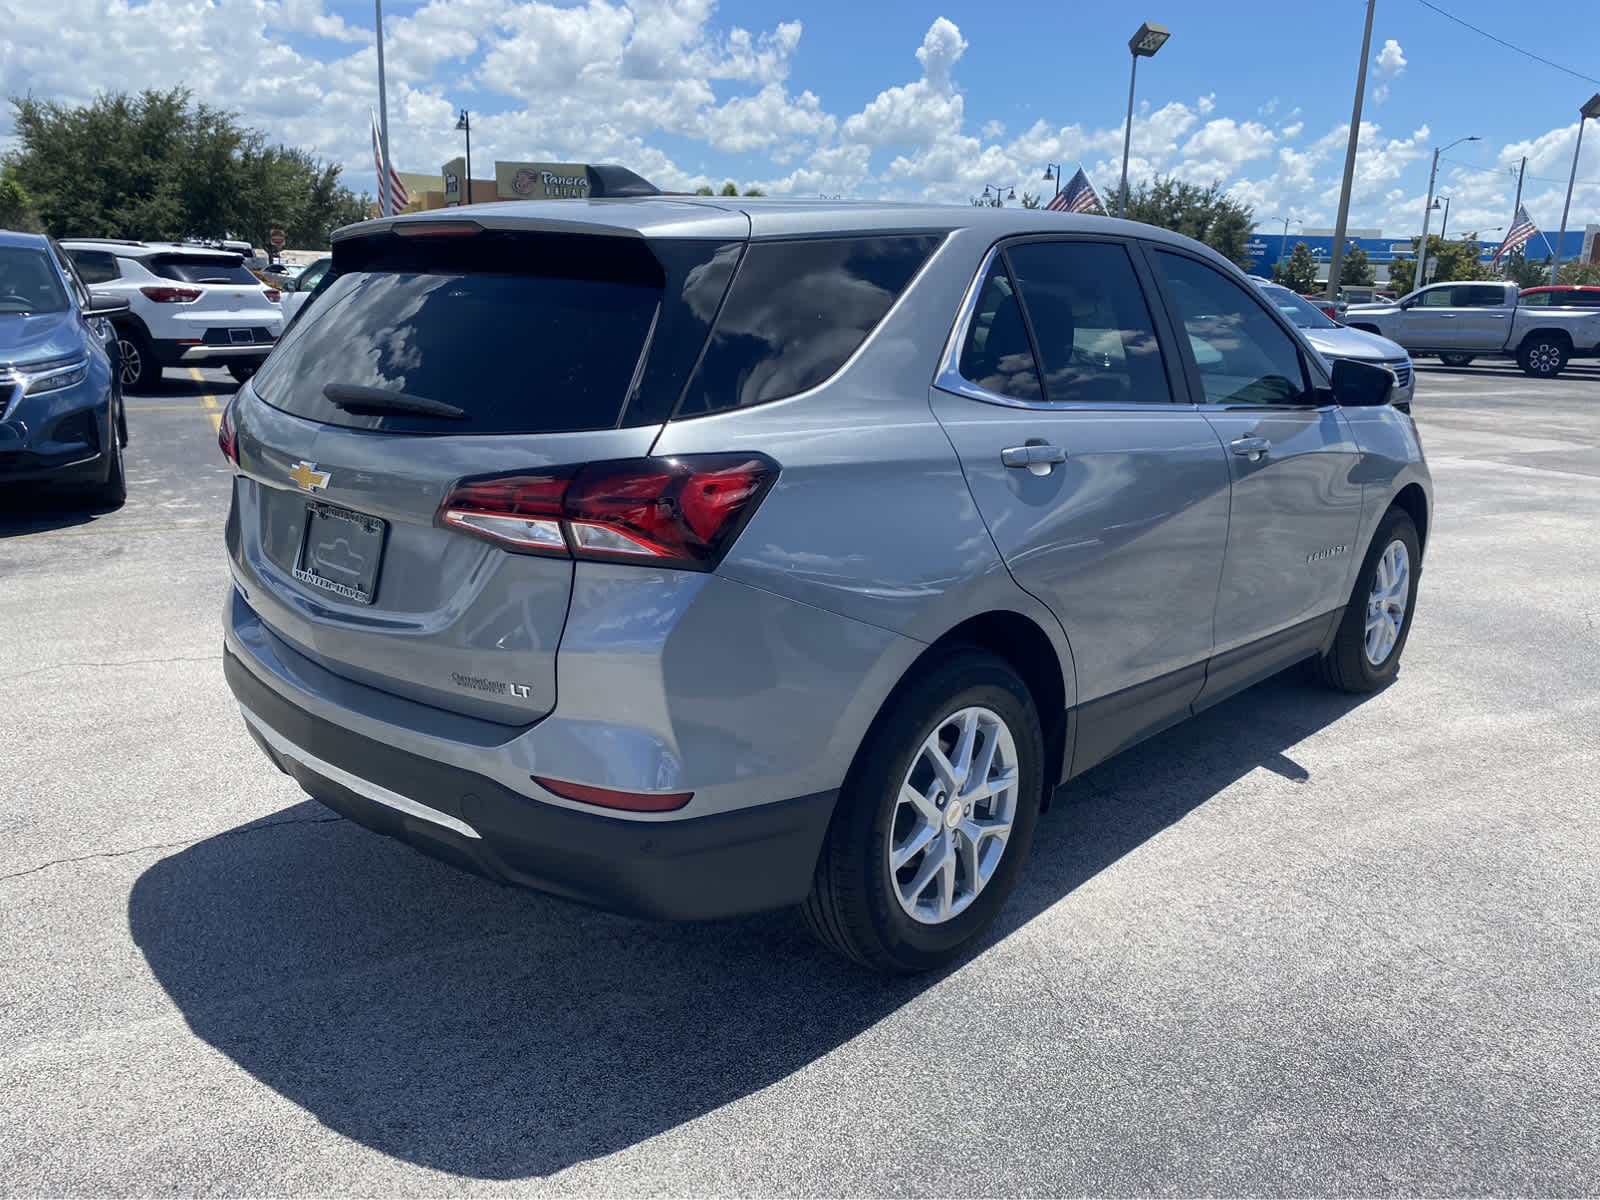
[0,232,335,507]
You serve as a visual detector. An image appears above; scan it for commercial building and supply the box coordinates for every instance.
[1250,224,1599,288]
[393,160,627,213]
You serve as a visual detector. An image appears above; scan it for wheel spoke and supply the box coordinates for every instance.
[936,846,957,921]
[891,822,938,871]
[901,839,948,907]
[949,710,980,782]
[965,721,1001,799]
[924,744,960,795]
[901,781,941,827]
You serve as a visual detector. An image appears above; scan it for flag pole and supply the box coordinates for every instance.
[375,0,394,218]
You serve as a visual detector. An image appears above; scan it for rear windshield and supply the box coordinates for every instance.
[148,254,261,286]
[0,246,69,315]
[252,230,741,435]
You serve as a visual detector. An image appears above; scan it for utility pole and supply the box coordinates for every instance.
[375,0,394,218]
[1416,148,1440,291]
[1326,0,1375,302]
[1511,156,1526,223]
[1551,95,1600,285]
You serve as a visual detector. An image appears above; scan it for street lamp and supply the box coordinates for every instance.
[454,109,472,206]
[1550,93,1600,285]
[1417,135,1478,290]
[983,183,1018,205]
[1118,22,1170,218]
[1042,163,1063,198]
[1431,195,1452,241]
[1271,215,1301,271]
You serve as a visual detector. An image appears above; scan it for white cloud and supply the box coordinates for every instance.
[1375,39,1407,78]
[981,119,1006,140]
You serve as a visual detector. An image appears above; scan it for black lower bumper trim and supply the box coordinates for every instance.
[224,647,837,921]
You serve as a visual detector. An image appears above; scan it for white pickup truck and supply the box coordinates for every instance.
[1344,280,1600,378]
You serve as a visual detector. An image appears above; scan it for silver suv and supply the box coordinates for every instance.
[221,198,1431,973]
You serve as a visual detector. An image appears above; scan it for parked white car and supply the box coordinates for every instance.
[60,239,284,390]
[278,256,331,326]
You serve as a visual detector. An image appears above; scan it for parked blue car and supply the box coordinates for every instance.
[0,229,129,506]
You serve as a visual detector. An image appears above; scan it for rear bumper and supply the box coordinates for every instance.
[152,338,276,367]
[224,646,837,921]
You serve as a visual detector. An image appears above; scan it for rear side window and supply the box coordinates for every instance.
[253,231,742,435]
[957,258,1042,402]
[1520,291,1550,306]
[1456,285,1507,308]
[148,255,260,286]
[67,250,120,284]
[1006,241,1172,405]
[676,235,943,417]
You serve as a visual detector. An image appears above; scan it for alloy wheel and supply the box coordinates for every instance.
[1364,539,1410,666]
[888,706,1019,925]
[1529,343,1562,374]
[118,338,142,388]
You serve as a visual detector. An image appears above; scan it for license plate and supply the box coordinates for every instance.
[229,328,254,344]
[293,502,386,605]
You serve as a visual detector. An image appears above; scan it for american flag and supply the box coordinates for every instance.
[370,109,410,216]
[1493,205,1538,267]
[1046,166,1103,214]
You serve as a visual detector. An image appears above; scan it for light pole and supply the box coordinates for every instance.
[1550,93,1600,285]
[1417,135,1479,290]
[455,109,472,206]
[374,0,394,218]
[1326,0,1374,302]
[1431,195,1451,242]
[1042,164,1063,198]
[1118,22,1170,218]
[982,183,1017,207]
[1272,215,1300,273]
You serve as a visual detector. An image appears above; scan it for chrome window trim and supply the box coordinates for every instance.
[932,240,1181,413]
[239,706,483,840]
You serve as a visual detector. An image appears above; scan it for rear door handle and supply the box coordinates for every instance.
[1002,443,1067,475]
[1229,436,1271,461]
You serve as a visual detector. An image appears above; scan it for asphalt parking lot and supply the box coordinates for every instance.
[2,359,1597,1195]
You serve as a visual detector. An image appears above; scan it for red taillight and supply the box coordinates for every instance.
[263,288,281,303]
[533,775,693,813]
[139,285,203,303]
[218,405,238,466]
[439,454,778,570]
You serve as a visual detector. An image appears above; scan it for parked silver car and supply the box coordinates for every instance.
[221,196,1431,972]
[1253,279,1415,411]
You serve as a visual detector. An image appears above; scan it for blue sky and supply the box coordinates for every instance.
[4,0,1599,238]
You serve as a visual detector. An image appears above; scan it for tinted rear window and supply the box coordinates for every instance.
[676,234,944,417]
[252,231,741,435]
[67,249,120,284]
[148,254,260,285]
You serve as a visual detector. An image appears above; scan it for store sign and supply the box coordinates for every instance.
[495,161,593,200]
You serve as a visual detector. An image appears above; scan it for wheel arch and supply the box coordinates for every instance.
[1519,327,1574,352]
[852,609,1072,813]
[1390,482,1430,554]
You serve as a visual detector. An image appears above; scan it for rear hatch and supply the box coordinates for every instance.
[147,252,283,342]
[227,216,748,723]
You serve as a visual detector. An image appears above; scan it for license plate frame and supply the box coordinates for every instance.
[228,327,254,344]
[292,501,387,606]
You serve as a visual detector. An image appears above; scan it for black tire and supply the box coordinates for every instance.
[115,325,161,393]
[86,415,127,509]
[1438,353,1474,367]
[1315,508,1420,694]
[802,650,1045,974]
[1517,336,1569,378]
[227,362,258,384]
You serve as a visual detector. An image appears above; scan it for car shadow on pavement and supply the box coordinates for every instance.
[0,489,116,536]
[129,668,1367,1180]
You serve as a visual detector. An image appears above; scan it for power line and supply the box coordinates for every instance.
[1437,154,1596,188]
[1412,0,1600,86]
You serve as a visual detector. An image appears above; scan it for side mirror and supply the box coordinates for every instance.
[1332,358,1394,408]
[84,292,130,319]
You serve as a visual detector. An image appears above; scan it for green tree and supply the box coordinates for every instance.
[1121,175,1255,267]
[1498,248,1551,288]
[1556,260,1600,286]
[0,168,44,232]
[1388,234,1487,294]
[693,185,716,196]
[1019,191,1042,209]
[719,181,739,196]
[1273,242,1319,292]
[5,88,370,247]
[1340,245,1375,286]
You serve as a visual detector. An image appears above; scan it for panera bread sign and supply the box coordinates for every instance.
[495,162,593,200]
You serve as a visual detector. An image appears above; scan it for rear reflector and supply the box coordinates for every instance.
[534,775,693,813]
[439,454,778,571]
